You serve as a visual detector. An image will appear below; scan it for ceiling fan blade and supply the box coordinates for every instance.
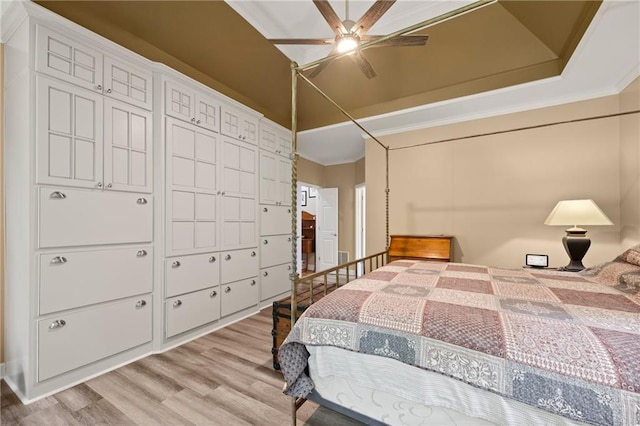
[350,51,377,79]
[353,0,396,35]
[268,38,333,45]
[313,0,347,35]
[308,47,339,78]
[362,35,429,48]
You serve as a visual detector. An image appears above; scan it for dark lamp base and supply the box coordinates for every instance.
[561,235,591,272]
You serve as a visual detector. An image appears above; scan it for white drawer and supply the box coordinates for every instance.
[260,235,292,268]
[260,205,291,236]
[39,247,152,315]
[38,295,152,382]
[221,277,258,317]
[165,253,220,298]
[39,187,153,248]
[261,263,292,301]
[220,247,258,283]
[165,286,221,338]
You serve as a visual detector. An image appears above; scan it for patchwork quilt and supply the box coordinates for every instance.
[279,260,640,426]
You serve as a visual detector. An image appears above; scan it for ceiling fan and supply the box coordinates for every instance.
[268,0,429,79]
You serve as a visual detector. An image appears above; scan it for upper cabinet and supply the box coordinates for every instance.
[165,79,220,133]
[221,104,259,145]
[259,120,292,158]
[36,25,152,110]
[36,76,152,193]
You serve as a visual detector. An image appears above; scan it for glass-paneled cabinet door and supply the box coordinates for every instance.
[104,98,153,193]
[104,56,153,111]
[36,76,104,189]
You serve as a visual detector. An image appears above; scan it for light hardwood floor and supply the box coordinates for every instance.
[1,309,362,426]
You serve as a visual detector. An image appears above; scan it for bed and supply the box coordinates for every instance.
[279,246,640,426]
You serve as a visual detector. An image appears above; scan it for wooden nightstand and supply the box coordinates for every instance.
[388,235,453,262]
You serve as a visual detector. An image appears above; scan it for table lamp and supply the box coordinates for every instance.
[544,199,613,271]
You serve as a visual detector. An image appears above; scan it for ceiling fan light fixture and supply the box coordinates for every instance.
[336,34,358,54]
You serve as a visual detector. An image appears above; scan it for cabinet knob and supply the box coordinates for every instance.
[49,319,66,329]
[250,280,256,286]
[96,84,102,91]
[50,191,66,199]
[51,256,67,264]
[106,88,112,94]
[224,286,231,293]
[225,254,231,261]
[288,209,291,214]
[135,300,147,308]
[172,261,181,268]
[209,256,216,263]
[263,271,268,277]
[210,290,217,297]
[96,182,103,188]
[287,237,291,242]
[196,120,201,124]
[173,300,182,307]
[137,250,147,257]
[221,192,226,196]
[191,118,196,123]
[251,251,256,257]
[263,240,268,245]
[287,265,291,270]
[263,207,268,212]
[107,183,113,189]
[137,198,148,205]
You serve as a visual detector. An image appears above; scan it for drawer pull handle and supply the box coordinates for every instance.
[51,256,67,264]
[210,290,217,297]
[50,191,66,199]
[137,250,147,257]
[224,286,231,293]
[173,300,182,307]
[172,261,181,268]
[250,280,256,286]
[225,255,231,261]
[263,271,268,277]
[49,319,66,329]
[209,256,216,263]
[136,300,147,308]
[251,251,256,257]
[263,207,268,212]
[263,240,268,245]
[137,198,148,205]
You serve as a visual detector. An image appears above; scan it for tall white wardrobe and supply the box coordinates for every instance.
[2,1,293,402]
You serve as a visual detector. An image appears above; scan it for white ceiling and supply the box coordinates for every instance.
[228,0,640,166]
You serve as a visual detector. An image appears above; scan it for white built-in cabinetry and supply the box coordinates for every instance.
[3,1,293,403]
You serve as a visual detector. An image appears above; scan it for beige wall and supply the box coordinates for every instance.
[620,77,640,248]
[1,43,4,365]
[297,156,325,187]
[366,91,635,269]
[355,157,365,185]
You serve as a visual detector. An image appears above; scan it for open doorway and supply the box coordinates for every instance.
[298,182,319,276]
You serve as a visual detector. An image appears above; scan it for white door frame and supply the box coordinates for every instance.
[355,184,365,275]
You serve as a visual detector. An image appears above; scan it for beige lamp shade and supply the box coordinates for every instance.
[544,199,613,227]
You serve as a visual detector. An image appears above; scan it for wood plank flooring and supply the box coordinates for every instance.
[1,309,362,426]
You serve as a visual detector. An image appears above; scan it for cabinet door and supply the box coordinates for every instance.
[36,76,103,189]
[276,130,292,157]
[165,253,220,298]
[195,93,220,133]
[104,98,153,193]
[38,295,151,382]
[261,263,292,301]
[221,277,258,317]
[260,234,292,268]
[278,157,292,206]
[259,151,278,205]
[166,118,219,255]
[165,80,195,123]
[35,25,103,93]
[220,248,258,283]
[259,124,277,152]
[260,205,291,236]
[221,105,258,144]
[104,56,153,110]
[241,115,259,145]
[165,287,220,338]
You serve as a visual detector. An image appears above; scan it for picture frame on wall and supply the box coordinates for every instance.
[309,187,317,198]
[301,190,308,207]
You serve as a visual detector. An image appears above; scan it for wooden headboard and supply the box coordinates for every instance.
[388,235,453,262]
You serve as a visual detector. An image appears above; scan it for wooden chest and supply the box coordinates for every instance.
[388,235,453,262]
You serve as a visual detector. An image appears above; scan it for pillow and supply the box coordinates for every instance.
[618,244,640,266]
[584,260,640,291]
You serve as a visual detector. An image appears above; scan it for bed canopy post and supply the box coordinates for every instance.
[290,62,299,328]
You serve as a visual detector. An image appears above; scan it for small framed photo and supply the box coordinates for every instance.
[301,190,307,207]
[309,187,317,198]
[526,254,548,268]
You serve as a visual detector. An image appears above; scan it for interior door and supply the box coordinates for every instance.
[316,188,338,272]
